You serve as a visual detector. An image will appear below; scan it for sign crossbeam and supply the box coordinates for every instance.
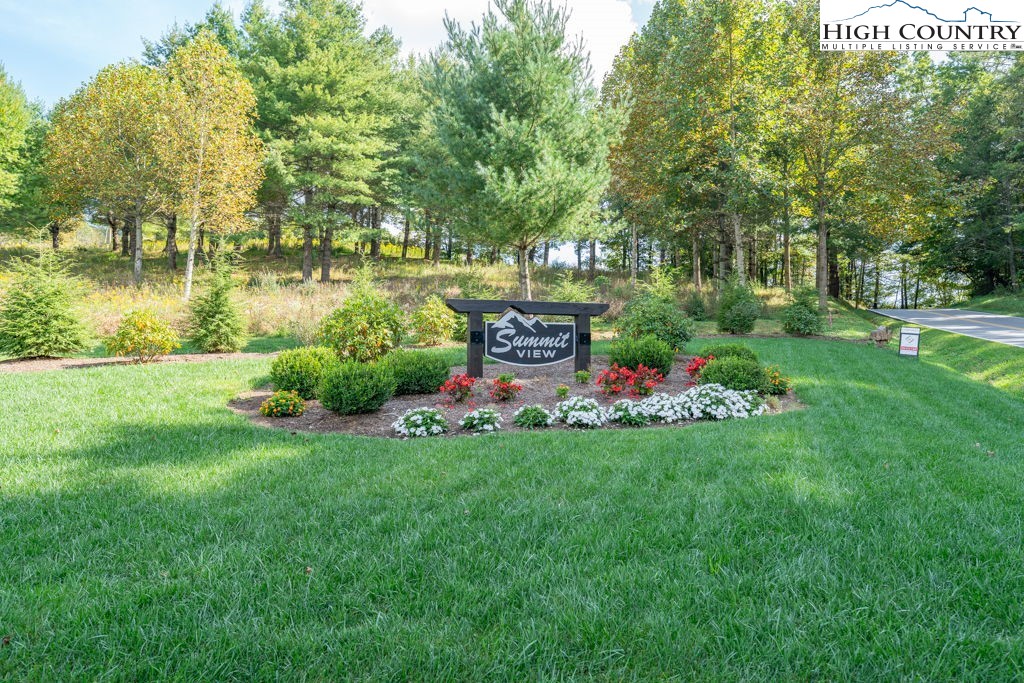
[446,299,610,378]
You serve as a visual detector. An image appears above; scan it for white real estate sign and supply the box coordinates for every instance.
[899,327,921,358]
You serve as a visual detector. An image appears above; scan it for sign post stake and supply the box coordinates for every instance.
[467,312,485,378]
[574,313,591,373]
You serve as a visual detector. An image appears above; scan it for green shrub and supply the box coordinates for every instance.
[260,390,305,418]
[609,334,675,376]
[513,405,555,429]
[550,270,598,302]
[637,267,679,301]
[699,343,759,364]
[716,277,761,335]
[0,249,87,359]
[383,350,451,396]
[318,269,404,362]
[781,290,825,336]
[107,310,180,363]
[188,267,247,353]
[698,356,766,392]
[616,295,694,350]
[412,295,457,346]
[270,346,338,399]
[684,290,708,321]
[319,361,397,415]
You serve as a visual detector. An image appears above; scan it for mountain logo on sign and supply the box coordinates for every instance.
[837,1,1014,23]
[484,310,575,367]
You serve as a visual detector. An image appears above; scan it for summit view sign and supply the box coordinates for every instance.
[820,0,1024,51]
[485,311,575,367]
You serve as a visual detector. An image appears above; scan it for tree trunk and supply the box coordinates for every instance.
[432,230,441,266]
[320,223,333,283]
[109,215,119,252]
[589,240,597,279]
[132,208,143,285]
[1009,229,1019,291]
[873,265,881,309]
[165,214,178,270]
[815,197,828,311]
[266,210,283,258]
[731,213,746,285]
[370,206,382,260]
[828,247,841,299]
[692,231,703,291]
[121,219,131,257]
[301,227,314,283]
[576,242,583,272]
[466,243,474,266]
[630,224,638,288]
[49,222,60,250]
[423,229,432,261]
[401,215,411,259]
[517,245,532,299]
[543,241,551,267]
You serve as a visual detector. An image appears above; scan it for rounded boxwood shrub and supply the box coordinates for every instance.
[781,290,825,336]
[699,343,759,364]
[317,278,405,362]
[269,346,338,399]
[382,349,451,396]
[609,334,675,376]
[189,267,248,353]
[616,294,694,350]
[108,310,181,364]
[698,356,766,392]
[0,249,88,359]
[319,361,397,415]
[716,277,761,335]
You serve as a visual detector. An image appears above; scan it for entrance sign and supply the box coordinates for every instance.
[485,311,575,366]
[898,326,921,358]
[446,299,610,378]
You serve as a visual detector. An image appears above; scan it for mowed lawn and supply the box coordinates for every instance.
[3,338,1024,680]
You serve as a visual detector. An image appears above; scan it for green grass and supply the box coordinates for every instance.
[956,292,1024,317]
[4,336,1024,679]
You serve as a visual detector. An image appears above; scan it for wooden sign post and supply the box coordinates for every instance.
[446,299,610,378]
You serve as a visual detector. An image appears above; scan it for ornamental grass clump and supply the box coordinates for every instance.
[260,390,305,418]
[392,408,448,438]
[555,396,607,429]
[107,310,180,363]
[512,405,555,430]
[460,408,502,433]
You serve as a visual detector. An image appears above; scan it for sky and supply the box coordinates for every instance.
[0,0,656,107]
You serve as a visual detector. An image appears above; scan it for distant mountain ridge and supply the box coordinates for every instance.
[837,1,1015,23]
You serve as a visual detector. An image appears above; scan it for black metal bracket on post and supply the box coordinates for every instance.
[446,299,610,378]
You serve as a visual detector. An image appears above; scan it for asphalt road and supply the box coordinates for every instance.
[871,309,1024,348]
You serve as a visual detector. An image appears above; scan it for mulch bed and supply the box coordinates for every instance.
[229,354,802,439]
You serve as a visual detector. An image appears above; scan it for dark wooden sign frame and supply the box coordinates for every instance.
[446,299,610,378]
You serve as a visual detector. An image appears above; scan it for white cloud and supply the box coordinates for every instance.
[362,0,639,81]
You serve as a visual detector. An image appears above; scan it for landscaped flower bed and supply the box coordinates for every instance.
[231,350,799,439]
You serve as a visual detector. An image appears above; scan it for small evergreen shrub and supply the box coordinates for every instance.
[392,408,448,438]
[460,408,502,433]
[716,277,761,335]
[189,267,248,353]
[412,295,457,346]
[270,346,338,399]
[684,290,708,321]
[260,390,305,418]
[319,362,397,415]
[318,268,405,362]
[0,249,87,358]
[550,270,598,302]
[513,405,555,429]
[616,294,694,350]
[107,310,180,364]
[609,335,675,376]
[698,357,766,393]
[383,350,451,396]
[699,343,759,364]
[781,290,825,336]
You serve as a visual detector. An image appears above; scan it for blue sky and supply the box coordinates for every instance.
[0,0,656,107]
